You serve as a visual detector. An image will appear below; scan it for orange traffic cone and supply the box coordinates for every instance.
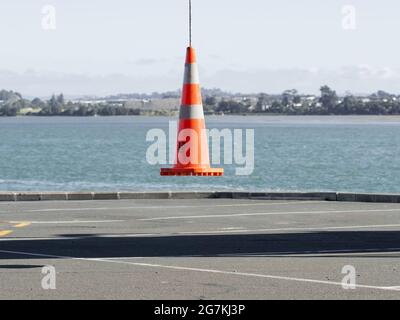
[161,47,224,176]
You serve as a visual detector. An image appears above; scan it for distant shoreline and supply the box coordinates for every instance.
[3,114,400,120]
[3,87,400,117]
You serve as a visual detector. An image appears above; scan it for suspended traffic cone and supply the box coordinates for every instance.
[161,47,224,176]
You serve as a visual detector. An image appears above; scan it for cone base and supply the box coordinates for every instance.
[161,167,224,177]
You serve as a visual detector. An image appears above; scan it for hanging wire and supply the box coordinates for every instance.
[189,0,192,46]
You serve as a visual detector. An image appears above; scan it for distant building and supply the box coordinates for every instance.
[124,98,180,111]
[76,100,107,104]
[303,96,317,101]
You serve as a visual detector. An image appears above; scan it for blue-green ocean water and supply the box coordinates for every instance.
[0,116,400,193]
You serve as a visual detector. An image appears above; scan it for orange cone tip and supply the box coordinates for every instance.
[160,47,224,177]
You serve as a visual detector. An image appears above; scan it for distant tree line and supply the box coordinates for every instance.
[1,86,400,117]
[202,86,400,115]
[38,94,142,116]
[0,91,143,117]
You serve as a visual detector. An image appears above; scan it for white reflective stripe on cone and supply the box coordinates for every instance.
[179,104,205,120]
[183,63,200,84]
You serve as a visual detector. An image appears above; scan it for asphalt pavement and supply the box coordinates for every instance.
[0,198,400,299]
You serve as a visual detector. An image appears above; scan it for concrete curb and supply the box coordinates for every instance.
[1,191,400,203]
[336,193,400,203]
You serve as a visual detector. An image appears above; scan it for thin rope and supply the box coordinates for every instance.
[189,0,192,46]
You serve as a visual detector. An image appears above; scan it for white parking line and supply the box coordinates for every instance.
[8,220,124,225]
[95,259,400,292]
[13,201,323,213]
[0,248,399,293]
[0,233,159,242]
[140,208,400,221]
[214,248,400,257]
[177,224,400,235]
[1,223,399,242]
[63,247,400,259]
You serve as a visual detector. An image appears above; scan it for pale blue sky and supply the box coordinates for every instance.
[0,0,399,96]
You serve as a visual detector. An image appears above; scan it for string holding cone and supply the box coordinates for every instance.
[160,47,224,177]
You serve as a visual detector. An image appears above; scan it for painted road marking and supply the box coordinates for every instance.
[13,222,31,228]
[0,230,12,237]
[0,248,399,293]
[13,201,324,213]
[1,223,400,242]
[177,224,400,235]
[214,248,400,257]
[9,220,124,225]
[61,247,400,259]
[95,259,400,292]
[140,208,400,221]
[0,234,158,242]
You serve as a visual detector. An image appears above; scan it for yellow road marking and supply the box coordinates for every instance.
[0,230,12,237]
[13,222,31,228]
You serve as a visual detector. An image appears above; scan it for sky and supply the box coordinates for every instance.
[0,0,399,97]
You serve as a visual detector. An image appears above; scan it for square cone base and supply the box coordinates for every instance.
[160,167,224,177]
